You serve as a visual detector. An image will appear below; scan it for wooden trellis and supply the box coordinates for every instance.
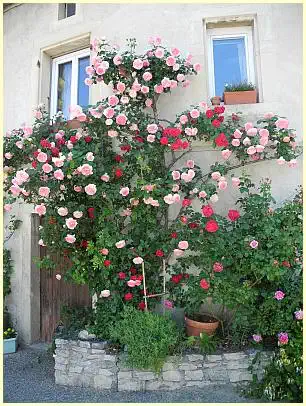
[141,259,167,313]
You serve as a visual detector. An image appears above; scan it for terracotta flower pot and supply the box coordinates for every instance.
[185,314,219,337]
[210,96,221,106]
[223,90,257,105]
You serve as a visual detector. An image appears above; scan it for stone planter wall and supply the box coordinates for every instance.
[54,339,272,391]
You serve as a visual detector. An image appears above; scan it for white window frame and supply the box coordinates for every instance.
[207,26,255,98]
[50,48,90,118]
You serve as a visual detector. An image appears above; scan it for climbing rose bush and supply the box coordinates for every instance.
[4,36,300,314]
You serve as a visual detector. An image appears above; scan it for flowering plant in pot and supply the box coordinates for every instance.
[4,327,18,354]
[3,36,299,343]
[223,81,257,105]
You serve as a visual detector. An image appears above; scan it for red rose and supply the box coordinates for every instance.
[171,232,178,239]
[124,293,133,301]
[40,139,51,148]
[182,141,189,149]
[232,113,239,121]
[282,260,291,268]
[31,161,37,168]
[200,278,210,290]
[170,141,181,151]
[87,207,95,219]
[218,116,224,122]
[171,274,183,284]
[129,267,137,274]
[81,240,88,248]
[115,168,123,178]
[51,147,60,157]
[33,151,39,158]
[215,133,229,147]
[120,145,131,152]
[130,275,137,281]
[214,106,225,115]
[104,260,111,267]
[182,198,192,207]
[205,219,219,233]
[70,136,78,144]
[212,119,221,128]
[188,222,198,229]
[115,155,124,162]
[160,136,169,145]
[206,109,214,119]
[57,138,65,146]
[84,136,92,143]
[155,250,164,257]
[228,209,240,221]
[134,136,144,143]
[202,205,214,217]
[163,128,181,137]
[138,301,146,310]
[136,275,143,281]
[213,262,223,273]
[118,272,126,280]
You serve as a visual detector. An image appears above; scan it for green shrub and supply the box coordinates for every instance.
[3,249,13,299]
[58,304,95,339]
[110,307,180,372]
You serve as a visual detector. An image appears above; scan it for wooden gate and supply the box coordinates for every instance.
[40,247,91,342]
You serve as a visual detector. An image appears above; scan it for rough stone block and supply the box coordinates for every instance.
[71,347,89,353]
[104,354,117,362]
[92,342,108,350]
[203,362,220,369]
[69,366,83,373]
[94,374,114,389]
[162,370,182,381]
[223,352,247,360]
[178,363,199,371]
[206,354,222,362]
[133,371,156,381]
[54,363,67,371]
[55,357,69,365]
[55,350,70,357]
[91,349,106,355]
[162,362,178,371]
[67,372,82,386]
[87,354,105,360]
[83,365,100,373]
[228,370,252,383]
[118,379,143,391]
[55,371,68,385]
[145,380,163,390]
[98,369,115,376]
[79,341,91,348]
[186,354,204,362]
[55,339,68,346]
[118,371,133,379]
[226,361,248,370]
[185,369,204,381]
[203,367,229,382]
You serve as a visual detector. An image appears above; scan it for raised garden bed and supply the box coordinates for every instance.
[54,338,272,391]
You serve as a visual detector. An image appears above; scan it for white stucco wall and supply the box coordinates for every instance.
[3,3,303,343]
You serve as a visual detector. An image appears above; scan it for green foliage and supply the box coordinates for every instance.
[224,81,256,92]
[3,249,13,299]
[57,304,95,339]
[4,327,17,339]
[110,306,180,372]
[183,333,218,355]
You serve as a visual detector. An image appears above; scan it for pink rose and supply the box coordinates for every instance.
[190,109,200,119]
[100,289,111,298]
[34,204,46,216]
[172,184,180,192]
[74,186,82,192]
[147,124,158,134]
[86,66,94,75]
[127,280,136,287]
[218,180,228,190]
[172,170,180,180]
[178,241,189,250]
[58,207,68,216]
[247,146,257,155]
[259,129,269,138]
[133,257,143,265]
[244,122,253,131]
[108,130,118,138]
[264,112,274,119]
[100,248,109,255]
[211,171,221,181]
[256,145,265,153]
[66,218,78,230]
[170,80,178,89]
[4,204,12,212]
[186,160,194,169]
[166,56,176,67]
[115,240,126,249]
[108,95,119,107]
[37,152,48,163]
[274,290,285,301]
[252,334,262,343]
[79,164,93,177]
[120,187,130,197]
[101,174,110,182]
[232,139,240,147]
[113,55,122,65]
[180,115,188,124]
[221,149,232,160]
[275,119,289,129]
[283,136,290,143]
[5,152,13,159]
[54,169,64,180]
[85,184,97,196]
[154,84,163,94]
[154,48,164,59]
[53,158,64,168]
[15,170,29,185]
[65,234,76,244]
[143,72,153,81]
[145,99,153,108]
[116,114,127,126]
[147,134,155,143]
[232,177,240,187]
[193,63,201,72]
[133,58,143,70]
[233,129,242,139]
[161,77,171,88]
[260,136,269,146]
[171,48,180,57]
[250,240,259,249]
[116,82,126,93]
[38,187,50,198]
[73,211,83,219]
[177,73,185,82]
[198,191,207,199]
[213,262,223,272]
[141,86,149,94]
[288,159,297,168]
[42,163,53,173]
[247,128,258,136]
[103,107,115,119]
[277,157,286,165]
[278,332,288,345]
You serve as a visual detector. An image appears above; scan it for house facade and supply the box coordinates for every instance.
[3,3,302,344]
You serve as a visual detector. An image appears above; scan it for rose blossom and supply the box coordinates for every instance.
[86,152,95,162]
[233,129,242,139]
[120,187,129,197]
[73,211,83,219]
[180,115,188,124]
[34,203,46,216]
[5,152,13,159]
[100,290,111,298]
[232,139,240,147]
[154,48,165,58]
[166,55,176,66]
[218,180,228,190]
[252,334,262,343]
[198,191,207,199]
[210,194,219,203]
[127,280,137,288]
[42,163,53,173]
[172,170,180,180]
[232,177,240,187]
[278,332,289,345]
[115,240,126,249]
[250,240,259,249]
[147,123,158,134]
[200,278,210,290]
[193,63,201,72]
[243,137,251,146]
[294,310,303,320]
[147,134,155,143]
[54,169,64,180]
[116,114,127,126]
[173,249,184,257]
[274,290,285,300]
[211,171,221,181]
[213,262,223,272]
[100,174,110,182]
[288,159,297,168]
[275,119,289,129]
[244,122,253,131]
[154,84,163,94]
[178,241,189,250]
[247,128,258,136]
[58,207,68,216]
[38,187,50,198]
[177,73,185,82]
[65,234,76,244]
[55,274,61,280]
[66,218,78,230]
[221,149,232,160]
[143,71,153,81]
[133,257,143,265]
[85,184,97,196]
[4,204,12,212]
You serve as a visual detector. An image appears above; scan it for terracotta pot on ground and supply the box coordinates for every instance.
[210,96,221,106]
[185,313,219,337]
[66,119,82,129]
[223,90,257,105]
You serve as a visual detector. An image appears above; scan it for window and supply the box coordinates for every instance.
[58,3,76,20]
[207,26,255,98]
[50,49,90,119]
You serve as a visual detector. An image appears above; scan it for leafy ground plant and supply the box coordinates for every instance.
[224,81,256,92]
[110,306,180,372]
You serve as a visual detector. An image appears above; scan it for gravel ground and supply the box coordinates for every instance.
[4,345,260,403]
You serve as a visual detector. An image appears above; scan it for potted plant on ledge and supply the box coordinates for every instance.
[223,81,257,105]
[4,327,18,354]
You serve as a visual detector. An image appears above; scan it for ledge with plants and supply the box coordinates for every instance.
[3,36,302,400]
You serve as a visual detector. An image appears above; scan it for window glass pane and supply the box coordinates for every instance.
[77,56,90,108]
[213,37,247,97]
[57,61,72,119]
[66,3,76,18]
